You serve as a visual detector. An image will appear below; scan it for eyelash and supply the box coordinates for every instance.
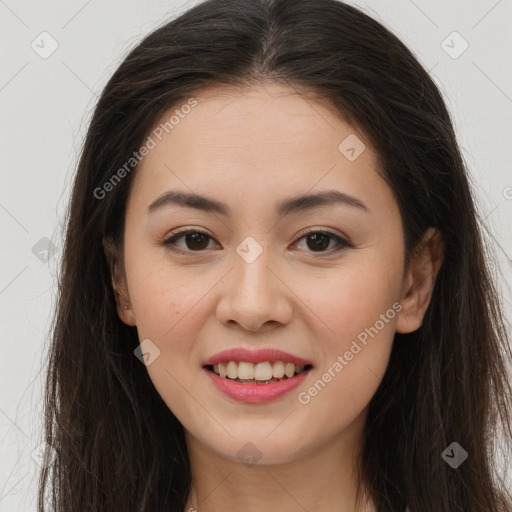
[162,227,354,255]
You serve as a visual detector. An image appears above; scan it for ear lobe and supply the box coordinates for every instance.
[395,227,444,334]
[102,235,136,326]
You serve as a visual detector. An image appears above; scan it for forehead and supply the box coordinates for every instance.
[150,83,362,157]
[129,83,393,218]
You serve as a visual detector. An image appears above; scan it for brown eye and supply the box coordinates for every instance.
[294,230,352,253]
[163,228,352,255]
[182,232,210,250]
[305,233,331,251]
[163,230,216,252]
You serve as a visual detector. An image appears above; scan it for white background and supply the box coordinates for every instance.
[0,0,511,510]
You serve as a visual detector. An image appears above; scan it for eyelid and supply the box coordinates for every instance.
[294,226,352,245]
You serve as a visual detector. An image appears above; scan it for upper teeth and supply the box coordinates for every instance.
[213,361,305,380]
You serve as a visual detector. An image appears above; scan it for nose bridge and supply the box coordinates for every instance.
[217,234,292,330]
[232,235,275,303]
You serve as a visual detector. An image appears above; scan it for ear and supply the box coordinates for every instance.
[395,227,444,334]
[102,236,136,326]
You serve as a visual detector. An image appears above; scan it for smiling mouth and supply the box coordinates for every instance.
[205,361,313,384]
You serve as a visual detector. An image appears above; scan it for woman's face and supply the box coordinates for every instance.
[111,83,420,465]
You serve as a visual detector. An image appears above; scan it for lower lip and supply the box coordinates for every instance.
[204,367,311,403]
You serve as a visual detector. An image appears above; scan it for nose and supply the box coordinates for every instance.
[216,243,293,333]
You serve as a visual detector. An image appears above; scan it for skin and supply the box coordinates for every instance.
[105,83,444,512]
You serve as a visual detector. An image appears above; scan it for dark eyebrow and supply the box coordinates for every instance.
[146,189,369,217]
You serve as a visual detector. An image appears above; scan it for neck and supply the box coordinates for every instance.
[183,411,375,512]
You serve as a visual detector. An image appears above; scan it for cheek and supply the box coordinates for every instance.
[300,264,401,347]
[126,260,213,420]
[125,247,211,342]
[293,263,400,414]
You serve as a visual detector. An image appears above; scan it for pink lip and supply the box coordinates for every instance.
[203,348,312,366]
[204,366,312,403]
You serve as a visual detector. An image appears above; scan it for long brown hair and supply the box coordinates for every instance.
[39,0,512,510]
